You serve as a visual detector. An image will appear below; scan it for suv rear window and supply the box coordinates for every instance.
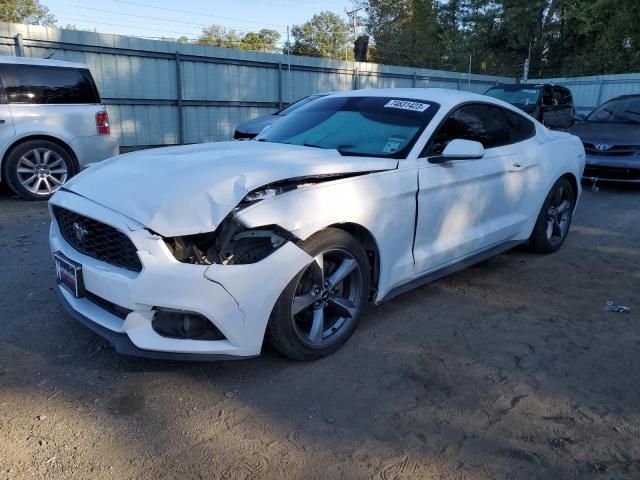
[0,64,100,104]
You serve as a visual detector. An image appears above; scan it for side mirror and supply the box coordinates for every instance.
[574,113,585,122]
[429,139,485,164]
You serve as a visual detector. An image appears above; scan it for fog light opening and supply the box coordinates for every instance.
[152,309,226,341]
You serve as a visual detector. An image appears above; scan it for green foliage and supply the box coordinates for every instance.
[357,0,640,77]
[0,0,56,26]
[290,11,351,60]
[241,29,281,53]
[198,25,281,53]
[360,0,441,67]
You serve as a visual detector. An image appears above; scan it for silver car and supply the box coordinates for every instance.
[0,56,118,200]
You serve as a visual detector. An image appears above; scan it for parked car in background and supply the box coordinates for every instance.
[50,88,584,362]
[233,93,330,139]
[568,94,640,185]
[0,56,118,200]
[484,84,575,129]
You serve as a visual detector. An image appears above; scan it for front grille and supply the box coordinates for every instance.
[584,143,640,157]
[53,206,142,272]
[584,166,640,181]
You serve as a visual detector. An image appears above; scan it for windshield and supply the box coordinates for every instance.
[257,96,439,159]
[276,94,326,116]
[485,86,542,106]
[586,97,640,124]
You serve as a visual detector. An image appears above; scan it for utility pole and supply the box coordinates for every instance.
[523,42,532,83]
[468,55,472,90]
[346,7,362,38]
[286,26,292,104]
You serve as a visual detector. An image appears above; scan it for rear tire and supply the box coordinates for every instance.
[529,177,575,253]
[266,228,370,361]
[3,140,75,200]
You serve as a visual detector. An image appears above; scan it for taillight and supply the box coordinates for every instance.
[96,111,110,135]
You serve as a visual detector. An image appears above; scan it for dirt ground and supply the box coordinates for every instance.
[0,184,639,480]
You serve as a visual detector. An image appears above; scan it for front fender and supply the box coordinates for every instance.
[234,167,419,300]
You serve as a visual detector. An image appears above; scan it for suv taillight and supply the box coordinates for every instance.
[96,111,110,135]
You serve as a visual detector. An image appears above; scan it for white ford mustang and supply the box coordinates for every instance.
[49,88,585,361]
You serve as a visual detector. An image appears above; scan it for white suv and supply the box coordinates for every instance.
[0,56,118,200]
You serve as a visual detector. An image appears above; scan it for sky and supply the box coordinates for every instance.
[42,0,355,46]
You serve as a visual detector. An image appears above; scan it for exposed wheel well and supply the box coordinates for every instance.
[1,135,79,178]
[560,172,579,200]
[328,222,380,300]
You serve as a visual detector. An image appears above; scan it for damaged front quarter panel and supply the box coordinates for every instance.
[202,241,313,353]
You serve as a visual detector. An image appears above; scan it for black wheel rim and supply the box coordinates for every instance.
[291,248,363,348]
[546,185,572,246]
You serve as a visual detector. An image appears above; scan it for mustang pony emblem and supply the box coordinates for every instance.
[72,222,88,242]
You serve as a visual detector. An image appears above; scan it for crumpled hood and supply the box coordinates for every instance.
[64,141,398,237]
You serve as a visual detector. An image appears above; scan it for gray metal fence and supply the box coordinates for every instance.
[0,23,512,149]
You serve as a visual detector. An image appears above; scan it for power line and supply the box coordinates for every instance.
[63,17,202,37]
[73,6,252,33]
[112,0,288,28]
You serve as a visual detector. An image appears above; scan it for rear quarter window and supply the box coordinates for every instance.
[502,108,536,143]
[0,64,100,104]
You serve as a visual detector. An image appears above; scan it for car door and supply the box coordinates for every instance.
[0,76,16,151]
[412,103,534,276]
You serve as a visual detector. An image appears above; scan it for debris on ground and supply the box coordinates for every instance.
[604,301,631,313]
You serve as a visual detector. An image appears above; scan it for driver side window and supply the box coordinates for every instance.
[423,104,511,156]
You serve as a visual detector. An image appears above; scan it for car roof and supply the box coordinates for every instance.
[607,94,640,102]
[0,55,88,70]
[328,87,517,112]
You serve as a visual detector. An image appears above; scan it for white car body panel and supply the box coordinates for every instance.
[236,166,419,299]
[49,88,586,358]
[64,141,398,237]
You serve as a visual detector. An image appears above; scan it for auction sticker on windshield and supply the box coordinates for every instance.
[384,100,430,112]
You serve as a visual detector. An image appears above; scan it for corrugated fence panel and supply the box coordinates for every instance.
[184,106,274,144]
[107,104,178,146]
[0,23,513,148]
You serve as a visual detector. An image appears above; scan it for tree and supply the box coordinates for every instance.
[0,0,56,25]
[198,25,280,53]
[198,25,242,48]
[357,0,441,67]
[240,29,281,53]
[290,11,351,59]
[357,0,640,76]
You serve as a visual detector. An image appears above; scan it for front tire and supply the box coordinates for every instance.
[3,140,75,200]
[529,177,575,253]
[266,228,370,361]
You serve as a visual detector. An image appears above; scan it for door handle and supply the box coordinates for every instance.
[508,162,526,172]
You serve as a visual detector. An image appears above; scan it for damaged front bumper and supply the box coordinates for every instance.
[49,190,313,359]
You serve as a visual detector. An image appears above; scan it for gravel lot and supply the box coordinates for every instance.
[0,185,639,480]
